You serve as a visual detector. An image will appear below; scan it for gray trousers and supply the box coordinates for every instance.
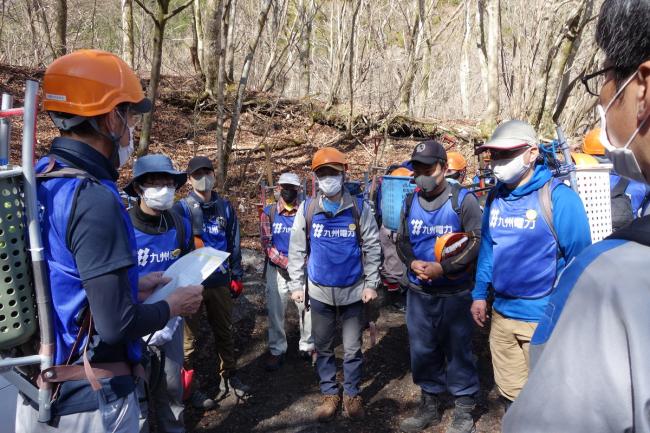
[266,265,313,355]
[146,321,185,433]
[16,389,140,433]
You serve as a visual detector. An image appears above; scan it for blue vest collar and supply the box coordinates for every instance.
[49,137,119,181]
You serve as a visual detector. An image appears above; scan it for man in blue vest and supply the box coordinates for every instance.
[260,172,314,371]
[15,50,203,433]
[125,154,205,432]
[470,120,591,413]
[287,147,381,421]
[396,140,482,433]
[176,156,249,399]
[503,1,650,431]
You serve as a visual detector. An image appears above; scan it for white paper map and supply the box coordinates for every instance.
[144,247,230,304]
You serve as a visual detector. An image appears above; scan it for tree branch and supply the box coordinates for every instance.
[133,0,156,22]
[166,0,193,20]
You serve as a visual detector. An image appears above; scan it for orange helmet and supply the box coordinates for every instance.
[312,147,346,172]
[583,128,605,156]
[434,232,470,263]
[571,152,599,167]
[390,167,413,177]
[43,49,150,129]
[447,152,467,171]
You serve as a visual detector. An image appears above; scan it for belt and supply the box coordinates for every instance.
[39,362,146,387]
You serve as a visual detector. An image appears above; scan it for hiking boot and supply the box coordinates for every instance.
[188,390,217,410]
[220,375,251,398]
[265,352,284,372]
[315,394,340,422]
[343,394,365,419]
[445,396,476,433]
[399,392,441,433]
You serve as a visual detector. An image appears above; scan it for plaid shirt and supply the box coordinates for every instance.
[260,200,299,269]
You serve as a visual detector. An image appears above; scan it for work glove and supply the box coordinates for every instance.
[230,280,244,299]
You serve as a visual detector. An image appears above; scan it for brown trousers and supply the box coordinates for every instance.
[183,285,236,379]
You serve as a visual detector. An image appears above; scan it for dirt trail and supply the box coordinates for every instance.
[184,250,504,433]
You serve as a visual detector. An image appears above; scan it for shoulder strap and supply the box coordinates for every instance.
[351,197,363,246]
[304,197,318,254]
[269,204,277,227]
[168,208,190,255]
[403,191,416,220]
[539,179,560,250]
[36,156,100,183]
[182,195,204,236]
[449,183,470,216]
[612,177,631,197]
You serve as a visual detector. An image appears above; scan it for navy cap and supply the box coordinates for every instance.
[410,140,447,166]
[187,156,214,175]
[124,154,187,196]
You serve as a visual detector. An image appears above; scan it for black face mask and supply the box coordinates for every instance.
[414,174,438,194]
[280,188,298,203]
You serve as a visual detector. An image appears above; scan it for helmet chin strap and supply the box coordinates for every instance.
[88,110,129,166]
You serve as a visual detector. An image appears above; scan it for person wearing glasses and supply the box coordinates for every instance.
[470,120,591,413]
[503,1,650,432]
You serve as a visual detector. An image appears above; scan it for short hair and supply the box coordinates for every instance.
[596,0,650,82]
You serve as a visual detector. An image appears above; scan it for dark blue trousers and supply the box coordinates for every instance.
[406,289,479,396]
[310,298,364,397]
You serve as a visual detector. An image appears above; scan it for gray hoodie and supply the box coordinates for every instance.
[502,217,650,433]
[287,191,381,306]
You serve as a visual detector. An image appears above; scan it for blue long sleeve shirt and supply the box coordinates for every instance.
[472,166,592,322]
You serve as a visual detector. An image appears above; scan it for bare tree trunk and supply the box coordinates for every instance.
[34,0,56,59]
[225,0,237,83]
[189,3,201,74]
[347,0,362,136]
[459,0,472,116]
[297,0,314,97]
[121,0,135,67]
[54,0,66,57]
[475,0,488,105]
[193,0,205,76]
[222,0,273,182]
[484,0,500,123]
[203,0,224,97]
[399,0,424,114]
[135,0,193,154]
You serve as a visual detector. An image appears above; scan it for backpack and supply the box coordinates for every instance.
[610,177,634,231]
[182,193,228,246]
[486,179,561,254]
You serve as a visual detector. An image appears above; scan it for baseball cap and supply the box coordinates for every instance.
[278,172,301,186]
[187,156,214,175]
[479,120,538,151]
[410,140,448,165]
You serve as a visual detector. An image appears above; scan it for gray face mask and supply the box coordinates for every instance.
[414,174,438,194]
[191,174,215,192]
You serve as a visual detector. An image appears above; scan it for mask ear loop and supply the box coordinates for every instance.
[88,107,130,165]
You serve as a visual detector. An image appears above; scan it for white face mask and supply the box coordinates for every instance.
[142,186,175,211]
[317,174,343,197]
[118,126,136,168]
[191,174,215,192]
[491,150,531,184]
[598,72,650,184]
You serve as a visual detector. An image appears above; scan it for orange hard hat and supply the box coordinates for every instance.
[583,128,605,156]
[571,152,599,167]
[434,232,470,263]
[312,147,346,172]
[447,152,467,171]
[390,167,413,177]
[43,49,150,119]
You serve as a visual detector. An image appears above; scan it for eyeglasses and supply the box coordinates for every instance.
[581,66,616,97]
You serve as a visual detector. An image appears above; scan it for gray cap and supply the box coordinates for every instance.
[278,172,301,186]
[124,154,186,197]
[479,119,538,151]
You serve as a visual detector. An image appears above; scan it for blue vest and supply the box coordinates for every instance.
[406,191,468,287]
[36,158,141,365]
[307,199,363,287]
[181,197,230,271]
[133,227,183,275]
[264,205,294,256]
[489,187,557,298]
